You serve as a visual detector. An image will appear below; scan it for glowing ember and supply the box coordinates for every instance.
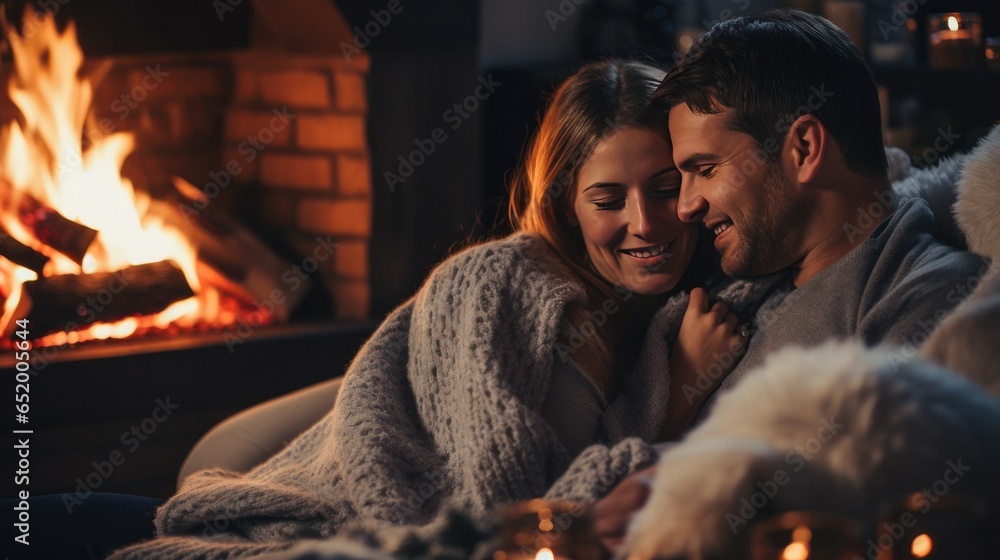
[0,7,269,345]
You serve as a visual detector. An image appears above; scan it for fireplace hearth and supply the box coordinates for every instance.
[2,321,374,497]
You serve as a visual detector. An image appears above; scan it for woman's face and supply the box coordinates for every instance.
[572,126,699,296]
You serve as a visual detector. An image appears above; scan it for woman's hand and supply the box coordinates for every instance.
[658,287,747,440]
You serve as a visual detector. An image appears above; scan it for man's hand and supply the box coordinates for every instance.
[591,466,657,554]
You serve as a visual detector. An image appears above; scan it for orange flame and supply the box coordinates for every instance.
[0,8,250,345]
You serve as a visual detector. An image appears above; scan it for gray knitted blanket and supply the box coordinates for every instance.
[108,233,774,560]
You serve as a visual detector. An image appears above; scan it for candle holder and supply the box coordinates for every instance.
[927,12,982,70]
[493,499,601,560]
[870,492,997,560]
[747,511,864,560]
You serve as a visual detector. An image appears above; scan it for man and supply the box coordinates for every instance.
[593,9,990,552]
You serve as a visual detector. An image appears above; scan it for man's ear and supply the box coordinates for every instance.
[783,115,826,184]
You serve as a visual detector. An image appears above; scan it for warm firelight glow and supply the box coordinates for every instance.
[534,548,554,560]
[911,534,933,558]
[948,16,959,32]
[0,8,255,344]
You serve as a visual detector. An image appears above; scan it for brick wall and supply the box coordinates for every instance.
[74,51,372,322]
[86,53,232,200]
[228,51,371,321]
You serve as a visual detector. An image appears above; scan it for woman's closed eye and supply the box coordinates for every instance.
[593,197,625,211]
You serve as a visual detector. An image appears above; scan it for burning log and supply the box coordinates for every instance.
[17,193,98,265]
[0,228,50,274]
[3,260,195,338]
[151,184,310,321]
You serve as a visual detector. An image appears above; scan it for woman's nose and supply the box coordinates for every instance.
[627,196,653,238]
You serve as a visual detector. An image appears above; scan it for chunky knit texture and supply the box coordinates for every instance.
[108,233,775,560]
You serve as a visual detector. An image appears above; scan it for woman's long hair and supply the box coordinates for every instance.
[508,59,672,395]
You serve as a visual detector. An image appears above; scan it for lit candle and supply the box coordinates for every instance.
[928,13,982,70]
[534,548,555,560]
[495,500,601,560]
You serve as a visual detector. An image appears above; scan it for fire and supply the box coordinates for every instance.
[0,8,258,346]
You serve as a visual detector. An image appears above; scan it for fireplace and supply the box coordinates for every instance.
[85,45,373,324]
[0,1,371,350]
[0,1,376,497]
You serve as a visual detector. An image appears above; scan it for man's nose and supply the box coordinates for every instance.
[678,179,708,223]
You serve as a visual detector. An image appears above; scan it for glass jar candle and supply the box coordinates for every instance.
[494,500,601,560]
[747,511,863,560]
[927,13,983,70]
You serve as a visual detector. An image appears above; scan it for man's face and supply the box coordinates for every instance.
[668,103,803,277]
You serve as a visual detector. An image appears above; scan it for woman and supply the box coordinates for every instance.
[105,59,756,560]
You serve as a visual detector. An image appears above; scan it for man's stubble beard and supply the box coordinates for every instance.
[723,163,805,278]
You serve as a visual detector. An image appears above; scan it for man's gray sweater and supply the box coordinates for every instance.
[719,197,990,395]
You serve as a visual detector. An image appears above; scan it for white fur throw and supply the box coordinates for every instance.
[624,341,1000,559]
[956,125,1000,260]
[920,126,1000,396]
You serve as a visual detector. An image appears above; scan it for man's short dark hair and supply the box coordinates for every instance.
[653,9,887,179]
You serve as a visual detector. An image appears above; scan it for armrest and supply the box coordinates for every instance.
[177,376,343,488]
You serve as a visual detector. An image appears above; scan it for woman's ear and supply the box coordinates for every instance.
[784,115,826,184]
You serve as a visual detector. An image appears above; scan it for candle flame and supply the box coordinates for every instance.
[782,542,809,560]
[911,534,933,558]
[534,548,554,560]
[948,16,959,32]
